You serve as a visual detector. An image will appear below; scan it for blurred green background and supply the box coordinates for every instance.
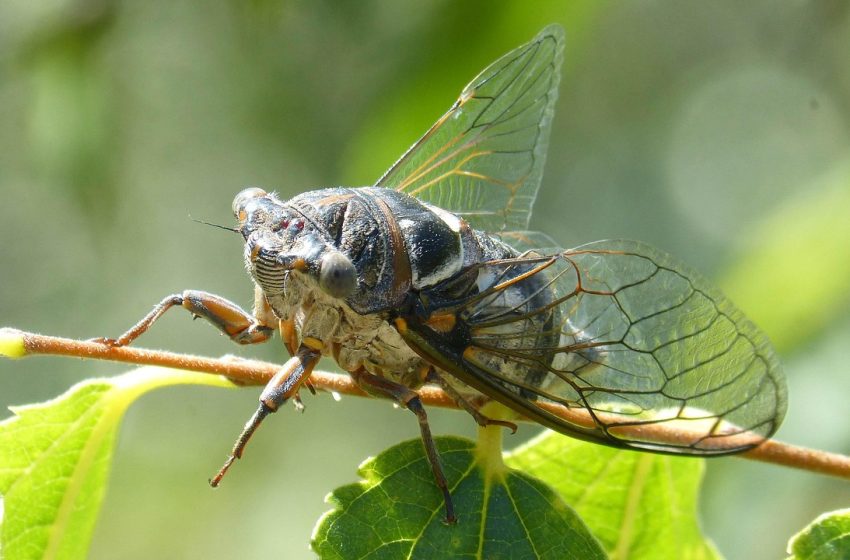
[2,1,849,558]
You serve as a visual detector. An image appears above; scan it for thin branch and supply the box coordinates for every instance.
[3,328,849,480]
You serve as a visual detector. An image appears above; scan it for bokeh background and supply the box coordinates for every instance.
[2,1,850,558]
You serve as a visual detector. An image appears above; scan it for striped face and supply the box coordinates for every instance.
[233,188,354,301]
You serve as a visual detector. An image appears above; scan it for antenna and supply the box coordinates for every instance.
[188,215,240,233]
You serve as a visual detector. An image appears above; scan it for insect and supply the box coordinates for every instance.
[103,24,786,523]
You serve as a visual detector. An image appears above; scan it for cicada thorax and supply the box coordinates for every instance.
[292,191,411,310]
[407,243,564,402]
[281,186,494,315]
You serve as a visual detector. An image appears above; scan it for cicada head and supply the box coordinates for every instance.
[232,187,357,300]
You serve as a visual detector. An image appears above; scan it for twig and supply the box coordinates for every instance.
[3,327,849,480]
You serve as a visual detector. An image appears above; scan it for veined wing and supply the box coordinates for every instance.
[375,25,564,233]
[401,240,787,454]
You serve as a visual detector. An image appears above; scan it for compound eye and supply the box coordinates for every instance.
[319,251,357,299]
[232,187,268,218]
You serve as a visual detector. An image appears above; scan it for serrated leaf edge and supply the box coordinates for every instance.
[787,508,850,559]
[312,439,480,553]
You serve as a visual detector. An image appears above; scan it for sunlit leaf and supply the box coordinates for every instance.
[787,509,850,560]
[311,435,605,560]
[0,367,233,560]
[507,431,720,560]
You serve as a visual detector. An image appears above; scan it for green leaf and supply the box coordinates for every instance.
[311,434,605,560]
[787,509,850,560]
[507,432,719,560]
[0,366,234,560]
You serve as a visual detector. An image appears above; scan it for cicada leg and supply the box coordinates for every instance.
[351,368,457,524]
[96,285,275,347]
[210,345,320,486]
[427,369,518,434]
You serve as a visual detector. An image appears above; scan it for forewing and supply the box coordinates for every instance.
[407,240,787,455]
[494,230,560,253]
[375,25,564,232]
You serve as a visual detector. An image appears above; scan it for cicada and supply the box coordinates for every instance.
[106,25,786,523]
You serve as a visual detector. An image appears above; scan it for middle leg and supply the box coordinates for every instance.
[351,368,457,524]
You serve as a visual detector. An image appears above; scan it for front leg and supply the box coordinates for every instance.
[100,287,274,347]
[211,345,321,486]
[351,368,457,524]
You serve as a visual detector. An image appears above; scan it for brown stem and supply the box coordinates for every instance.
[4,328,850,480]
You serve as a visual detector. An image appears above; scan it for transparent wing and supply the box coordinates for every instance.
[493,230,560,253]
[375,25,564,232]
[406,240,787,455]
